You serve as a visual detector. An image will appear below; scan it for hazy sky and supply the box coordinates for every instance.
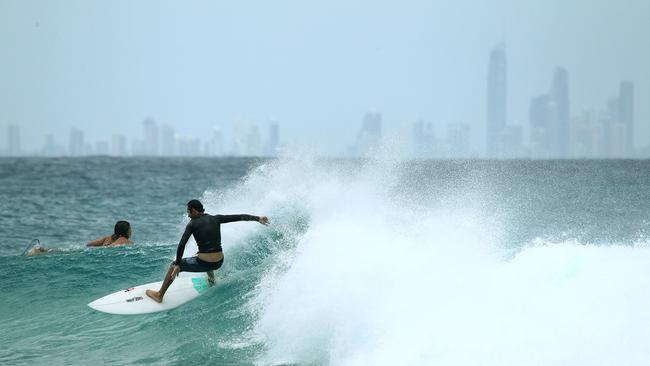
[1,0,648,155]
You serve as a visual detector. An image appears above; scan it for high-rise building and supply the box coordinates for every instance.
[246,125,261,156]
[8,124,20,156]
[231,137,241,156]
[600,81,635,157]
[619,81,634,155]
[266,120,280,156]
[353,112,382,156]
[597,111,616,158]
[413,120,435,158]
[160,124,175,156]
[609,121,627,158]
[529,95,552,159]
[550,67,570,157]
[570,111,601,158]
[209,128,224,156]
[42,134,65,156]
[69,128,85,156]
[487,43,507,158]
[528,67,570,158]
[143,118,159,156]
[603,98,619,157]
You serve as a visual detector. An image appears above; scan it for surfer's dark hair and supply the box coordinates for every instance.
[187,199,205,213]
[112,220,131,240]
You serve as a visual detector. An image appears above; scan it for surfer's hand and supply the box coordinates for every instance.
[259,216,270,226]
[171,265,181,277]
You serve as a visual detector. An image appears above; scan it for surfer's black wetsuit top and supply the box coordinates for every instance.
[174,213,259,265]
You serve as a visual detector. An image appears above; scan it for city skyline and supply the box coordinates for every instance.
[0,38,641,159]
[1,119,283,158]
[0,70,641,158]
[1,1,648,156]
[0,62,640,160]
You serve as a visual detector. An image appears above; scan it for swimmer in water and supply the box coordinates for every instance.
[87,220,133,247]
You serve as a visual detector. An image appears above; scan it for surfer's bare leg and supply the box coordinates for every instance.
[146,264,179,303]
[207,271,215,286]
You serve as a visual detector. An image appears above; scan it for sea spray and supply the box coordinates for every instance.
[200,156,650,366]
[4,158,650,365]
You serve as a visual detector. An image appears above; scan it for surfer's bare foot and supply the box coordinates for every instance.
[145,289,163,303]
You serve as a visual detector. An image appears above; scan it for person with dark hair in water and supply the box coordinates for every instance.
[146,199,269,303]
[87,220,133,247]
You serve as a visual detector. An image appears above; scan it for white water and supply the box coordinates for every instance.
[206,156,650,366]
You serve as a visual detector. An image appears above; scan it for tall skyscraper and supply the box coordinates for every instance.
[619,81,634,155]
[609,120,627,158]
[528,67,570,158]
[550,67,570,157]
[69,128,85,156]
[487,43,507,158]
[143,118,159,156]
[604,98,620,157]
[569,111,603,158]
[413,120,435,158]
[42,134,65,156]
[354,112,382,156]
[160,124,176,156]
[266,120,280,156]
[246,125,261,156]
[529,95,552,159]
[210,128,224,156]
[8,124,20,156]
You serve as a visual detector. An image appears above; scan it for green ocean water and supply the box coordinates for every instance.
[2,157,650,365]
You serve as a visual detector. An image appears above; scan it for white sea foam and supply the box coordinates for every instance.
[206,155,650,366]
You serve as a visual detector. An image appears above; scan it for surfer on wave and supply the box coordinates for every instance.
[145,199,269,303]
[86,220,133,247]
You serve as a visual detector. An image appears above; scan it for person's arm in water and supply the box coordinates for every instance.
[26,246,51,256]
[86,236,110,247]
[217,214,270,225]
[109,237,133,246]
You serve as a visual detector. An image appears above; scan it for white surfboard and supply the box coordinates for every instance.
[88,274,211,315]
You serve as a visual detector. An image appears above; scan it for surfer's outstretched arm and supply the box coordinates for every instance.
[217,214,270,225]
[86,236,109,247]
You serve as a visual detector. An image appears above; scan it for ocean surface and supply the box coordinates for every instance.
[2,156,650,365]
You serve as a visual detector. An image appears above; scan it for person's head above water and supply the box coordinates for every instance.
[112,220,131,241]
[187,199,205,218]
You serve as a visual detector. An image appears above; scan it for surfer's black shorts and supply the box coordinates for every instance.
[178,257,223,273]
